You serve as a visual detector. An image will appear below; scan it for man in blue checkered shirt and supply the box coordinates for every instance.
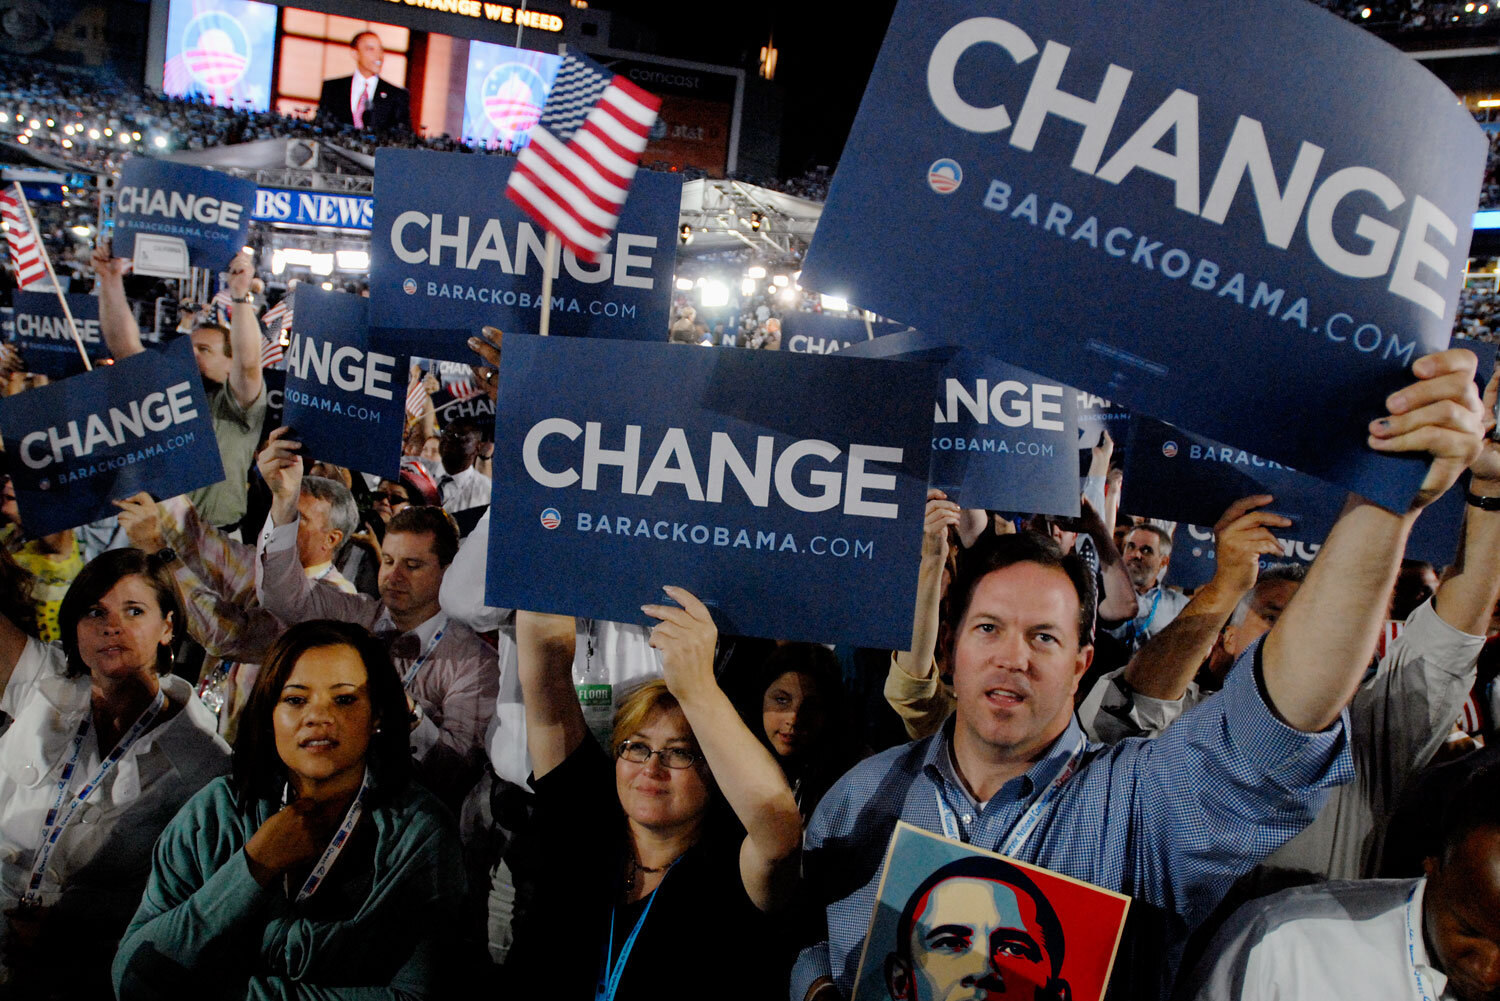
[793,348,1488,1001]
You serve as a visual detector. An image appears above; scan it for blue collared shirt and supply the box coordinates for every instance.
[792,640,1353,1001]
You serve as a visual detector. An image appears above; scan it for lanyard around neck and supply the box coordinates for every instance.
[400,622,447,689]
[934,731,1087,856]
[288,769,371,903]
[24,686,168,904]
[1405,883,1438,1001]
[597,865,674,1001]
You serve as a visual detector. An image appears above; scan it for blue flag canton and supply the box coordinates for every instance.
[538,51,612,142]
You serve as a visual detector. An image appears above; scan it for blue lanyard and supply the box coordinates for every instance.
[1126,587,1163,644]
[24,687,167,904]
[400,624,446,690]
[596,868,671,1001]
[934,732,1087,856]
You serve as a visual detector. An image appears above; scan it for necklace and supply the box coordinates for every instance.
[625,852,683,892]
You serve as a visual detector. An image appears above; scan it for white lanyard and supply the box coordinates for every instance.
[934,732,1087,856]
[23,687,168,904]
[289,769,370,903]
[1405,883,1438,1001]
[399,624,446,690]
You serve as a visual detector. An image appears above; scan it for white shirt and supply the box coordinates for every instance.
[437,465,491,514]
[1183,878,1455,1000]
[0,639,230,909]
[488,617,663,787]
[350,69,378,120]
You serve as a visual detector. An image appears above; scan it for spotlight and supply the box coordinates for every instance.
[679,224,694,245]
[750,211,764,231]
[747,265,766,279]
[674,277,694,291]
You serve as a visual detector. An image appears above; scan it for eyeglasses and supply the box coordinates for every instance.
[616,740,700,769]
[375,492,408,504]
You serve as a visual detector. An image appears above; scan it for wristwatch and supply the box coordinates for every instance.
[1466,490,1500,512]
[237,292,256,304]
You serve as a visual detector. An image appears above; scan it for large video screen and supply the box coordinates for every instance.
[461,42,561,150]
[162,0,278,111]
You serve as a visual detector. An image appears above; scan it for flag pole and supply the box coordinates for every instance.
[538,231,558,336]
[862,309,875,341]
[12,182,91,371]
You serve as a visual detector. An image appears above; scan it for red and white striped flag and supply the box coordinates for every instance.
[211,288,234,325]
[260,334,284,368]
[406,378,428,418]
[504,50,661,264]
[448,378,482,401]
[262,297,292,334]
[0,184,48,289]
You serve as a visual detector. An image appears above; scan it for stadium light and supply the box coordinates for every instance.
[271,249,287,275]
[88,129,100,140]
[103,128,112,136]
[321,282,334,291]
[310,253,335,276]
[772,274,789,287]
[70,224,90,237]
[779,285,797,303]
[1360,6,1371,17]
[0,114,8,123]
[153,135,168,149]
[679,224,694,245]
[674,277,694,291]
[1478,99,1500,108]
[747,265,766,279]
[45,119,53,128]
[742,277,757,295]
[16,135,27,144]
[61,139,72,149]
[28,119,38,129]
[699,279,729,308]
[819,294,850,312]
[336,249,370,271]
[131,132,141,142]
[1467,2,1476,10]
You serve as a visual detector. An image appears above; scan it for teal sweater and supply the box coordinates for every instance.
[112,775,466,1000]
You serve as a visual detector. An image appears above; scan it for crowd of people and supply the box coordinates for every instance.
[1315,0,1500,28]
[0,227,1497,1001]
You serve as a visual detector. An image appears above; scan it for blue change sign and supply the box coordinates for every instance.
[114,158,256,275]
[0,337,223,536]
[1165,523,1321,592]
[841,329,1080,516]
[1128,414,1468,565]
[252,188,373,231]
[281,288,406,478]
[782,313,910,355]
[370,150,681,360]
[485,336,936,648]
[11,293,106,378]
[1077,391,1130,450]
[801,0,1487,514]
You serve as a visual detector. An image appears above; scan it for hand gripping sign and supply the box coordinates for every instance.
[801,0,1487,513]
[113,158,256,278]
[0,337,223,536]
[485,335,937,648]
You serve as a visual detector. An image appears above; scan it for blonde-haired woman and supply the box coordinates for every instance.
[506,588,802,1000]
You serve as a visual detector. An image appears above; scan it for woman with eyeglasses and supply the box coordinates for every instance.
[506,588,802,1000]
[0,549,230,999]
[113,620,467,1000]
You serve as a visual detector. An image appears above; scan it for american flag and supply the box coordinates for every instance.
[211,288,234,326]
[448,378,482,401]
[405,378,428,418]
[0,184,48,289]
[262,297,292,335]
[260,333,284,368]
[504,50,661,264]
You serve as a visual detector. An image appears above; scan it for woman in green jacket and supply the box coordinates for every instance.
[113,620,467,1000]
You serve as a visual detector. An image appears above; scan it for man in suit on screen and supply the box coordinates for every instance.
[317,31,411,134]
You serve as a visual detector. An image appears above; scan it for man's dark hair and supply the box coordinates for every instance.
[59,548,184,679]
[350,29,381,49]
[386,506,459,567]
[192,321,232,358]
[1436,761,1500,863]
[946,532,1097,648]
[892,855,1068,982]
[232,619,411,801]
[1258,563,1308,587]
